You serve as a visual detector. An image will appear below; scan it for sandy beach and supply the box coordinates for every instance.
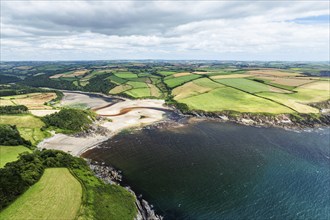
[38,94,170,156]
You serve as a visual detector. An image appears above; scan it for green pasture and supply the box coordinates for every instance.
[178,87,293,113]
[0,168,82,220]
[0,145,31,168]
[164,74,201,88]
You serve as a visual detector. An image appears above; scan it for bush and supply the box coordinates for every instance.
[0,124,31,146]
[0,105,28,114]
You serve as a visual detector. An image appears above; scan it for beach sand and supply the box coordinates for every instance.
[38,98,170,156]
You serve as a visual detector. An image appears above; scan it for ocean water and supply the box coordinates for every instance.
[83,121,330,220]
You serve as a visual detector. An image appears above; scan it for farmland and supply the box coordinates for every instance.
[0,115,50,145]
[0,92,56,109]
[0,145,31,168]
[0,168,82,220]
[1,61,329,115]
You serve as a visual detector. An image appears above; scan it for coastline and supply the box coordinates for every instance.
[171,107,330,131]
[37,91,329,220]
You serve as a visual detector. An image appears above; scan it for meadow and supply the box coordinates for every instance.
[0,114,50,145]
[0,168,82,220]
[0,145,31,168]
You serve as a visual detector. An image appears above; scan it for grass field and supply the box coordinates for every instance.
[211,74,251,79]
[126,81,148,88]
[0,168,82,220]
[125,88,151,97]
[158,71,177,76]
[0,145,31,168]
[192,78,224,89]
[172,81,219,100]
[0,115,49,145]
[178,87,293,113]
[173,72,191,77]
[147,83,162,98]
[258,81,330,113]
[50,69,89,79]
[0,93,56,109]
[247,69,302,77]
[255,76,314,87]
[164,74,201,88]
[114,72,138,79]
[110,84,133,94]
[215,78,278,93]
[108,75,128,84]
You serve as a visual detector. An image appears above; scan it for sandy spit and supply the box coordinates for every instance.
[38,98,170,156]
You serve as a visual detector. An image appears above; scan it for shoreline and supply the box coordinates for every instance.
[37,91,329,220]
[172,109,330,131]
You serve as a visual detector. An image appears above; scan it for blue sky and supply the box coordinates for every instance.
[1,1,329,61]
[292,14,330,24]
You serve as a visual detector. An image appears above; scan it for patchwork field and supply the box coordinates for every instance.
[172,73,329,114]
[50,69,89,79]
[258,81,330,113]
[178,86,293,113]
[255,76,315,87]
[247,69,302,77]
[7,63,327,114]
[0,168,82,220]
[215,78,278,93]
[0,115,49,145]
[0,93,56,109]
[107,73,163,98]
[0,145,32,168]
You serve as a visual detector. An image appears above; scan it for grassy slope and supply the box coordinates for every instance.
[0,114,49,145]
[164,74,201,88]
[215,78,273,93]
[179,87,293,113]
[114,72,138,79]
[72,164,137,220]
[0,168,82,220]
[0,145,32,168]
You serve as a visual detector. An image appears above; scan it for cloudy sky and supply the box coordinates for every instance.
[1,0,329,61]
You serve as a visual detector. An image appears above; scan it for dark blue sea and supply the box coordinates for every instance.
[83,121,330,220]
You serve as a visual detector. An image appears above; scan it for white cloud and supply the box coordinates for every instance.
[0,0,329,60]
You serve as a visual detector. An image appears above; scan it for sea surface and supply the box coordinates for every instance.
[83,121,330,220]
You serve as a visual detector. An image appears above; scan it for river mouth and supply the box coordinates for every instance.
[82,119,330,220]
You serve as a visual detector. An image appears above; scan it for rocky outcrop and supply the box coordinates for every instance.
[88,161,163,220]
[180,110,330,130]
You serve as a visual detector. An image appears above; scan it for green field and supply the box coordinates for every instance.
[0,145,31,168]
[126,81,148,88]
[126,88,151,97]
[114,72,138,79]
[110,84,133,94]
[0,168,82,220]
[178,86,293,113]
[0,115,50,145]
[158,71,177,76]
[108,75,128,84]
[164,74,201,88]
[215,78,275,93]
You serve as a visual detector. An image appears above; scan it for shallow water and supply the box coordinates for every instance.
[83,121,330,220]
